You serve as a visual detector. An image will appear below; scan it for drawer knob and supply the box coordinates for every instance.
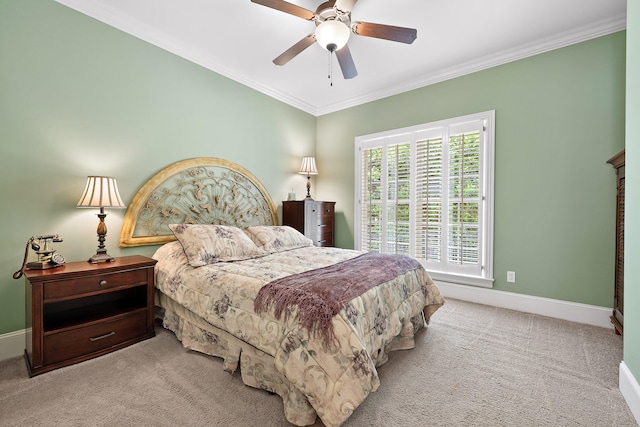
[99,280,107,286]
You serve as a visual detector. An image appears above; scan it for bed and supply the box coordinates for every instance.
[119,157,444,427]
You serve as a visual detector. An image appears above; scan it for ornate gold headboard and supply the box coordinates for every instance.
[119,157,278,248]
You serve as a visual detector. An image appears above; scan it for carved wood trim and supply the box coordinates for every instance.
[119,158,278,248]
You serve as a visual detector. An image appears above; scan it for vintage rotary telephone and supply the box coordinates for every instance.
[13,235,66,279]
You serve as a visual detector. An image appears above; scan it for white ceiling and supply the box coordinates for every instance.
[55,0,626,116]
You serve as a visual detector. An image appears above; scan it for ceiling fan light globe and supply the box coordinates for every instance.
[315,20,350,51]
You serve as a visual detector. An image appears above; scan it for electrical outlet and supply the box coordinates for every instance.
[507,271,516,283]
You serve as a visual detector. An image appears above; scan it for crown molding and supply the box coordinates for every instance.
[55,0,319,114]
[314,14,627,115]
[55,1,625,117]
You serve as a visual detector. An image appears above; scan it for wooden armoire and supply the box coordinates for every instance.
[607,149,625,335]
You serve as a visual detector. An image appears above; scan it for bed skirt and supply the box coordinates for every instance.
[155,292,429,426]
[156,292,318,425]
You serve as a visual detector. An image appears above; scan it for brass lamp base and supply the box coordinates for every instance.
[305,175,314,200]
[88,207,115,263]
[88,252,115,264]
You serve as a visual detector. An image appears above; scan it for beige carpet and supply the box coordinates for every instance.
[0,299,636,426]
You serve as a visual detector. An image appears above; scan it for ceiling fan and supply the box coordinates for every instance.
[250,0,417,80]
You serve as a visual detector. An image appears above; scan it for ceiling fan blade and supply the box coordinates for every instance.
[251,0,315,20]
[334,0,358,13]
[273,34,316,66]
[353,22,417,44]
[335,45,358,79]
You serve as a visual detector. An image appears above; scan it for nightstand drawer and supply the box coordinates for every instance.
[43,311,147,365]
[43,269,148,300]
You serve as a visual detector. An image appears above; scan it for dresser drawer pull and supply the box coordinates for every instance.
[99,280,107,286]
[90,331,115,342]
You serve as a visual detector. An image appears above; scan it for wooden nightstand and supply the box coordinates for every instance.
[23,255,157,377]
[283,200,335,247]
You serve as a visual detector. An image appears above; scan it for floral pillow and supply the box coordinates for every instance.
[169,224,266,267]
[243,226,313,253]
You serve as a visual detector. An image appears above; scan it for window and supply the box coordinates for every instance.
[355,111,495,287]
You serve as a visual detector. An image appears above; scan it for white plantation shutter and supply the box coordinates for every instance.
[386,142,411,255]
[446,121,483,276]
[361,147,382,253]
[356,111,494,287]
[415,133,443,264]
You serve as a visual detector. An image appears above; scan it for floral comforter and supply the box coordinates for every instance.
[153,241,444,427]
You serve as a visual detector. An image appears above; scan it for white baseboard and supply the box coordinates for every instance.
[620,361,640,425]
[435,281,613,329]
[0,329,25,362]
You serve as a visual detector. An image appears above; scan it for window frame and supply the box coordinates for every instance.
[354,110,495,288]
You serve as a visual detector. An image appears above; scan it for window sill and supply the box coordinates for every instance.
[426,271,494,288]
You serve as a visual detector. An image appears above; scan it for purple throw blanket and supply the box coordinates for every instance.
[254,252,422,347]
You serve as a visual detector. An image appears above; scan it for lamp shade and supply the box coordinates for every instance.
[315,20,350,52]
[298,156,318,175]
[77,176,126,208]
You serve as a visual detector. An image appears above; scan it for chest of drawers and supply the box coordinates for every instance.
[283,200,335,247]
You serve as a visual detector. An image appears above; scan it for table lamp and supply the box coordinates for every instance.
[77,176,126,263]
[298,156,318,200]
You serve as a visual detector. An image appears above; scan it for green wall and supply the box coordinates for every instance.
[0,0,628,343]
[624,0,640,382]
[0,0,316,334]
[317,32,626,306]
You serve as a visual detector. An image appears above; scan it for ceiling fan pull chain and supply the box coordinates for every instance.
[328,50,333,87]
